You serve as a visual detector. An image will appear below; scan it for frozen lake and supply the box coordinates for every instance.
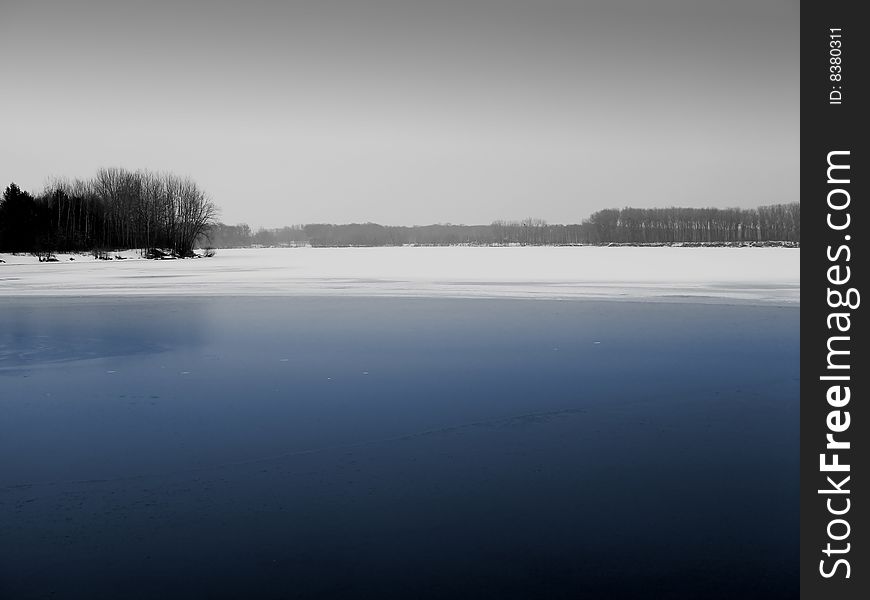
[0,296,798,599]
[0,246,799,304]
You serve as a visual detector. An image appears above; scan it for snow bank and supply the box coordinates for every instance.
[0,246,799,304]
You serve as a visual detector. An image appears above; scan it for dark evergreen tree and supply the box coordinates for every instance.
[0,183,39,251]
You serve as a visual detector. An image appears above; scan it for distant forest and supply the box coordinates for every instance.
[0,169,216,257]
[210,204,800,248]
[1,174,799,254]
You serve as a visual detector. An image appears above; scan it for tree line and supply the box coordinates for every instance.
[0,168,217,257]
[1,176,798,253]
[583,204,800,244]
[207,203,799,248]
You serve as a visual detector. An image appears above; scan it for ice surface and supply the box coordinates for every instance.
[0,246,799,304]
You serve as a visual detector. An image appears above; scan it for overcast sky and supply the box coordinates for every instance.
[1,0,798,227]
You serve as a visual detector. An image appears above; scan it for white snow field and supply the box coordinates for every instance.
[0,246,799,304]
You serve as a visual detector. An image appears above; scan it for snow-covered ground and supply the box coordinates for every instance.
[0,246,799,304]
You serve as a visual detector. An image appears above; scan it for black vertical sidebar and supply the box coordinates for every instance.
[801,2,867,599]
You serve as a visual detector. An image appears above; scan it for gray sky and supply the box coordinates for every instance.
[1,0,798,227]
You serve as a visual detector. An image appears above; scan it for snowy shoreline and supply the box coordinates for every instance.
[0,246,799,305]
